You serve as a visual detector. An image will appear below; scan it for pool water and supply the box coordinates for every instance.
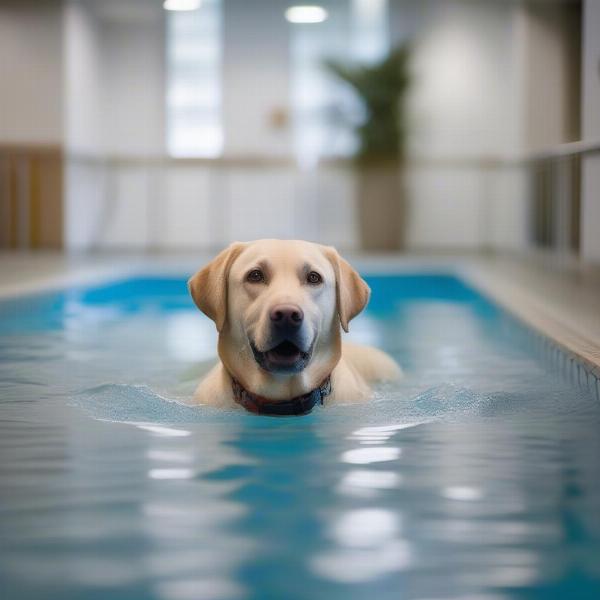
[1,274,599,600]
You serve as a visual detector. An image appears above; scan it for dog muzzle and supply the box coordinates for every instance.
[231,376,331,416]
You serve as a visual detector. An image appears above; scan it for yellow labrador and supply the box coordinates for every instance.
[188,239,400,414]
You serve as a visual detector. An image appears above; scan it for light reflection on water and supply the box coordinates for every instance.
[1,275,600,599]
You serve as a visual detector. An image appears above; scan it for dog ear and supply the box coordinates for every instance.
[188,242,246,332]
[324,246,370,332]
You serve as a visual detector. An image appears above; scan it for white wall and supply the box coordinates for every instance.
[63,0,166,250]
[390,0,528,250]
[516,0,581,150]
[581,0,600,264]
[400,0,522,158]
[63,0,104,250]
[89,8,166,249]
[65,0,165,156]
[64,0,103,153]
[222,0,291,157]
[0,0,63,144]
[101,13,165,156]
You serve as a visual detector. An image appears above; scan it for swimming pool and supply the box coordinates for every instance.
[1,273,599,600]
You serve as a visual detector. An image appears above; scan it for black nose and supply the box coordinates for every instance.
[270,304,304,329]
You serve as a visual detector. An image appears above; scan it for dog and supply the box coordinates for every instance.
[188,239,401,414]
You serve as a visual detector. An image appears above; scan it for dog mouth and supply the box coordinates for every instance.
[250,339,313,373]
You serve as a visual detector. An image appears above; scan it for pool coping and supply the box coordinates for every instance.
[460,266,600,383]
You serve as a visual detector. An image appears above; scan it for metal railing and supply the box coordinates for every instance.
[520,140,600,258]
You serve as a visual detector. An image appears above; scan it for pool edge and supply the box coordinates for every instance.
[462,265,600,385]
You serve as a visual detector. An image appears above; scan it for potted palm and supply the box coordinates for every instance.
[325,45,411,250]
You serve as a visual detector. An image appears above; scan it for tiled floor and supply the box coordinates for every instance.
[1,250,600,373]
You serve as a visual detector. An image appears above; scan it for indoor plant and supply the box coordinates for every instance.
[325,45,411,250]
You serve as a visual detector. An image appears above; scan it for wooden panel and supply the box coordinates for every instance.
[0,145,63,249]
[29,156,41,248]
[38,152,63,248]
[0,157,9,247]
[9,156,18,249]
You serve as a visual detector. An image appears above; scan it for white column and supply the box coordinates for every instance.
[581,0,600,264]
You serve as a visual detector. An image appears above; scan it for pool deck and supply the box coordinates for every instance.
[1,250,600,378]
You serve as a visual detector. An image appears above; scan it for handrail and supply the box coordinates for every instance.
[522,139,600,161]
[61,140,600,169]
[65,152,297,168]
[3,138,599,169]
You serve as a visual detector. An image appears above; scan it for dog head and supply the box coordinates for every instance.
[189,239,370,398]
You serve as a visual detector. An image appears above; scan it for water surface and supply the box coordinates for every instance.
[1,275,599,600]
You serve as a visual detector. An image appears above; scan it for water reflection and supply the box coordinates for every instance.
[148,467,196,480]
[338,469,402,498]
[330,508,401,547]
[441,485,483,501]
[154,578,244,600]
[201,422,336,598]
[311,536,412,584]
[165,312,217,363]
[138,420,253,600]
[136,423,192,437]
[341,446,401,464]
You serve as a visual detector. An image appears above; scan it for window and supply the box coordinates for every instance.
[290,0,389,166]
[166,0,222,157]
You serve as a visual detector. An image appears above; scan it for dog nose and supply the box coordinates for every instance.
[270,304,304,328]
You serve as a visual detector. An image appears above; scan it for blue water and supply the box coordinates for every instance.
[1,274,599,600]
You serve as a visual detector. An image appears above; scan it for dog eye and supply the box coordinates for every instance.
[306,271,322,285]
[246,269,265,283]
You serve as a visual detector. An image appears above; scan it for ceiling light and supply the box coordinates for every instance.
[285,5,328,24]
[163,0,201,11]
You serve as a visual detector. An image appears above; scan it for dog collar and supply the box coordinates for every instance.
[231,376,331,416]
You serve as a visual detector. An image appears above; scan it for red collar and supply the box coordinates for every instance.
[231,376,331,416]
